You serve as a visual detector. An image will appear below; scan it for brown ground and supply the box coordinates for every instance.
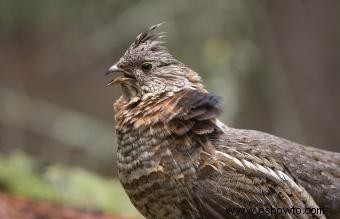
[0,192,125,219]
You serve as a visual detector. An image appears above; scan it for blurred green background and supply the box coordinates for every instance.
[0,0,339,218]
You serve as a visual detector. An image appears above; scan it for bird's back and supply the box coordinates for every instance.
[222,127,340,208]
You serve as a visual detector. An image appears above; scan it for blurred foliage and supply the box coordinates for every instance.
[0,151,140,217]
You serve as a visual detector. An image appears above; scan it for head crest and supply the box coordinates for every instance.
[132,23,166,48]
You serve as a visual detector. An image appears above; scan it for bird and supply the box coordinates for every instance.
[106,24,340,219]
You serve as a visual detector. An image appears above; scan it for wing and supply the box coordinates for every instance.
[211,126,340,218]
[192,146,325,219]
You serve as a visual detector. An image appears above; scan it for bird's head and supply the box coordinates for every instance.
[106,24,203,101]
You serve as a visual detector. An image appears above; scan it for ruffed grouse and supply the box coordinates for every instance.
[106,24,340,219]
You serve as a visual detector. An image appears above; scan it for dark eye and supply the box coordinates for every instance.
[141,62,152,72]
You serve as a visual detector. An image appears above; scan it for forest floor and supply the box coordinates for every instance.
[0,192,128,219]
[0,152,140,219]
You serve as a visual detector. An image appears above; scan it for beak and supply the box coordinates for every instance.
[105,63,135,86]
[105,64,122,76]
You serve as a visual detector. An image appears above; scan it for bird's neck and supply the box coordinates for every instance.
[114,89,221,184]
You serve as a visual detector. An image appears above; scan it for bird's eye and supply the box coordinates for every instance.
[141,63,152,72]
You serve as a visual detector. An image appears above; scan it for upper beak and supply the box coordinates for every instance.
[105,64,122,76]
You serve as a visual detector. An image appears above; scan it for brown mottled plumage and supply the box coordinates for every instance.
[106,24,340,219]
